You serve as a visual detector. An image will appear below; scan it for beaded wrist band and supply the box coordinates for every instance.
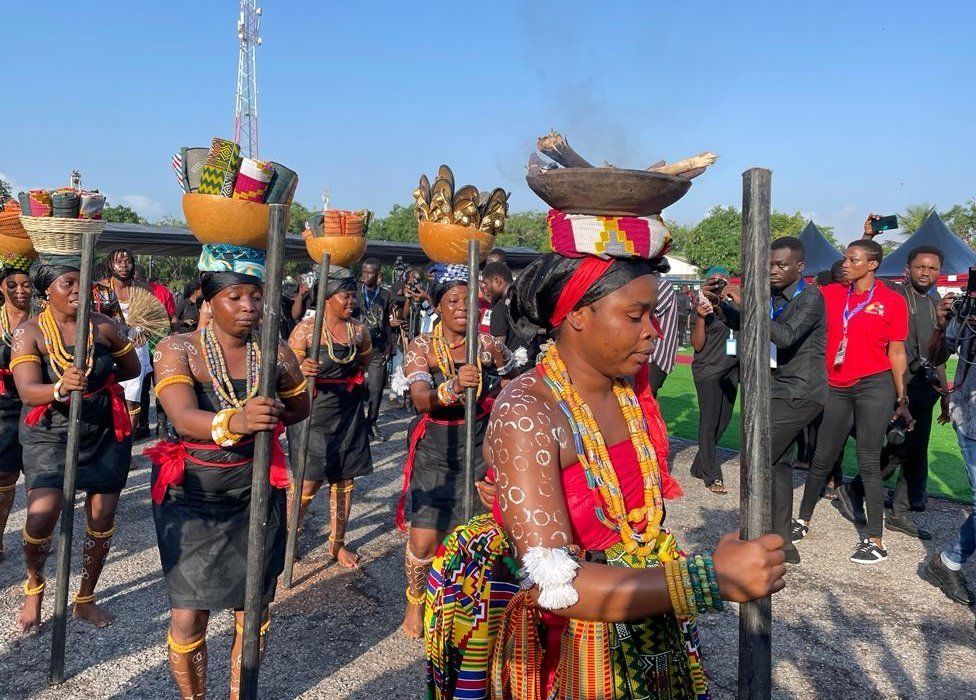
[211,408,244,447]
[702,552,723,611]
[406,586,425,606]
[663,561,687,618]
[436,380,460,406]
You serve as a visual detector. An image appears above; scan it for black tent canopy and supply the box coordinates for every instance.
[876,213,976,277]
[796,221,842,275]
[97,222,541,267]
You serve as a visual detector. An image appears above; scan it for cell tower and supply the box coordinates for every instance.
[234,0,263,158]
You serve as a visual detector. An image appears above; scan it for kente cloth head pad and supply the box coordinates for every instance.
[434,264,469,285]
[197,243,266,280]
[232,158,274,202]
[547,210,672,260]
[0,253,36,275]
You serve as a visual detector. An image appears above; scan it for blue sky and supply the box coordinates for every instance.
[2,1,973,243]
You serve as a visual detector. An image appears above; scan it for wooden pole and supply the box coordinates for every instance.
[283,252,330,588]
[737,167,773,700]
[49,229,98,685]
[240,204,288,700]
[462,238,479,521]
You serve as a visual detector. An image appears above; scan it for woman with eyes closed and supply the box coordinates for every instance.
[425,252,787,699]
[397,264,515,639]
[147,245,309,700]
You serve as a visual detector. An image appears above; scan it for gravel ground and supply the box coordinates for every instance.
[0,405,974,699]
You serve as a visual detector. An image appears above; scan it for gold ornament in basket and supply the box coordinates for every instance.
[303,209,370,267]
[412,165,508,264]
[20,216,105,256]
[182,193,287,250]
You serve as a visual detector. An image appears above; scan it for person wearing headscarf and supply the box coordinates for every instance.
[423,234,786,697]
[0,256,33,561]
[146,243,310,699]
[398,263,515,639]
[10,254,141,632]
[286,267,374,568]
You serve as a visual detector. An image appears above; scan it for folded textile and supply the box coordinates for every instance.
[232,157,274,202]
[198,243,266,278]
[28,190,53,217]
[17,192,31,214]
[172,151,187,193]
[51,188,80,218]
[204,137,242,197]
[197,165,228,196]
[183,147,209,193]
[322,209,367,236]
[79,191,106,220]
[547,209,671,260]
[264,162,298,204]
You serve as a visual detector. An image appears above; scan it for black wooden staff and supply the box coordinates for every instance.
[283,252,331,588]
[738,167,773,699]
[49,229,98,685]
[462,238,479,521]
[240,204,288,700]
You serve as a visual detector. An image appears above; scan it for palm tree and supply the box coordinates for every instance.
[899,204,935,235]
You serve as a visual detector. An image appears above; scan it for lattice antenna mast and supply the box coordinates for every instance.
[234,0,262,158]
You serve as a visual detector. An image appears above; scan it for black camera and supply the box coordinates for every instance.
[886,417,909,446]
[947,265,976,321]
[909,356,942,391]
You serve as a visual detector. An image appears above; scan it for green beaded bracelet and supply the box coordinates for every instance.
[678,558,697,615]
[702,552,724,612]
[687,558,708,614]
[694,555,714,611]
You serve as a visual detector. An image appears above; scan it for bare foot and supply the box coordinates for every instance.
[401,602,424,639]
[332,545,360,569]
[73,601,115,628]
[17,591,44,633]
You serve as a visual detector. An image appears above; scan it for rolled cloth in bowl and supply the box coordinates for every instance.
[18,192,31,214]
[183,147,209,193]
[51,188,80,218]
[264,162,298,204]
[201,137,242,197]
[28,190,53,217]
[232,158,274,202]
[79,191,106,220]
[546,209,671,260]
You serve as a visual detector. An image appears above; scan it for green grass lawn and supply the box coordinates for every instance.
[657,356,972,503]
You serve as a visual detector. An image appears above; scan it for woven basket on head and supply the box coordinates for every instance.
[20,216,105,255]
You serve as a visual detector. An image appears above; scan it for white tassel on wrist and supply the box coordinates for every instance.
[522,546,580,610]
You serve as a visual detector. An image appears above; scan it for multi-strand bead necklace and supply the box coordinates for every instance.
[430,322,482,400]
[200,323,259,410]
[538,343,664,557]
[38,307,94,380]
[0,306,13,348]
[323,321,358,365]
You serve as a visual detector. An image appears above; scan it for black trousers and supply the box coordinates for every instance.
[691,366,739,485]
[798,371,895,539]
[677,315,690,345]
[850,382,939,516]
[771,399,824,553]
[365,352,388,426]
[649,362,668,397]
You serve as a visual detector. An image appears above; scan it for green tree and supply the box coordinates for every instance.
[899,203,935,235]
[682,205,742,272]
[665,220,694,255]
[288,201,316,235]
[942,200,976,248]
[496,211,548,251]
[0,178,12,203]
[368,203,420,243]
[769,211,807,239]
[154,215,186,227]
[102,204,144,224]
[815,223,841,249]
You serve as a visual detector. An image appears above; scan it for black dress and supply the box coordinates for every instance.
[408,361,489,532]
[152,380,286,610]
[0,343,23,476]
[286,343,372,482]
[20,345,132,493]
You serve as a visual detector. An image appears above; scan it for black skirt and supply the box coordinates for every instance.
[0,346,22,476]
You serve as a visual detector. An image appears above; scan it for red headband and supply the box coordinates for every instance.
[549,256,614,328]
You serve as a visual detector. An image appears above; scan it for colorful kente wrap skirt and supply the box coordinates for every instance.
[425,514,710,700]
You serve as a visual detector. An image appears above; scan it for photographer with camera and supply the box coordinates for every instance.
[922,268,976,605]
[843,244,947,540]
[793,238,911,564]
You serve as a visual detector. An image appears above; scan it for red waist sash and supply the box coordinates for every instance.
[0,368,12,397]
[23,375,131,443]
[146,423,288,505]
[314,371,364,394]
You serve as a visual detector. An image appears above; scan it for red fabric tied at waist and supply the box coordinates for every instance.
[23,375,132,443]
[146,423,289,505]
[0,368,11,397]
[395,405,489,531]
[314,371,364,394]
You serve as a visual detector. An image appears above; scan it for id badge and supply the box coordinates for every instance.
[833,336,847,366]
[726,338,737,356]
[770,342,778,369]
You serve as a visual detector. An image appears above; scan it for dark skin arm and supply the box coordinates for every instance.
[690,298,713,352]
[404,335,480,413]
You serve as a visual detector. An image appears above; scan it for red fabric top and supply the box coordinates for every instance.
[821,281,909,387]
[149,282,177,318]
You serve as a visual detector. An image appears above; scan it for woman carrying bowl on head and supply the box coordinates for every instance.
[10,255,141,632]
[286,267,374,568]
[0,256,34,562]
[397,264,516,639]
[147,244,309,700]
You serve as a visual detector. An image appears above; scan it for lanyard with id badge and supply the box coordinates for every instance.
[835,283,875,366]
[768,278,806,368]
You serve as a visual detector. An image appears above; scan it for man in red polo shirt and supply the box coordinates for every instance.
[793,238,912,564]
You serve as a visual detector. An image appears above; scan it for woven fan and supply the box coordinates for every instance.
[125,287,171,346]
